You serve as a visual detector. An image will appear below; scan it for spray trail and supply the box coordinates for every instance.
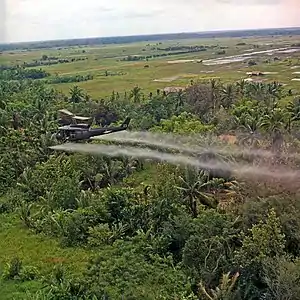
[92,131,211,156]
[51,143,230,170]
[50,143,300,181]
[92,131,297,160]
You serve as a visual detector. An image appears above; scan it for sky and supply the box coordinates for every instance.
[2,0,300,43]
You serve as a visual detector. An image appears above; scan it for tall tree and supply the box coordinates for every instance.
[259,108,287,152]
[221,84,236,109]
[129,86,142,103]
[176,168,227,218]
[69,85,84,105]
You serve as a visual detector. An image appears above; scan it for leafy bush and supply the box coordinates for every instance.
[152,112,215,134]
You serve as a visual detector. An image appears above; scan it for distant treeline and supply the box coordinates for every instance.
[120,48,208,61]
[0,65,17,71]
[98,70,127,77]
[0,66,50,80]
[42,71,123,84]
[156,45,208,51]
[1,27,299,51]
[43,74,94,84]
[0,65,94,84]
[22,55,88,68]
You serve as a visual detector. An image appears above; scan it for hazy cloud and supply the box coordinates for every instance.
[4,0,300,43]
[216,0,281,4]
[0,0,6,43]
[121,10,164,19]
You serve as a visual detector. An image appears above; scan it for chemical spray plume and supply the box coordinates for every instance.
[51,143,229,170]
[50,143,300,181]
[92,131,297,160]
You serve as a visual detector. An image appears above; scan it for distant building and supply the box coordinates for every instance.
[244,78,265,83]
[246,71,264,76]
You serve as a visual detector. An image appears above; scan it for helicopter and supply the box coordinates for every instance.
[54,109,131,143]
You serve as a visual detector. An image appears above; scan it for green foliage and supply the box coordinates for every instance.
[236,209,286,265]
[46,208,107,247]
[182,210,240,287]
[234,209,286,299]
[241,195,300,257]
[17,155,81,203]
[0,198,12,214]
[263,256,300,300]
[2,257,23,281]
[152,112,215,134]
[131,93,186,129]
[0,66,50,81]
[1,257,38,283]
[44,74,93,84]
[82,240,193,299]
[2,51,300,299]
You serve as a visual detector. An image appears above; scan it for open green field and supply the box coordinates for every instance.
[1,35,300,98]
[0,214,94,299]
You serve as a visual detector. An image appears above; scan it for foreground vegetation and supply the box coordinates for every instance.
[1,32,300,299]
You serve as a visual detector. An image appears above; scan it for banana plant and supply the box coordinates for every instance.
[176,168,225,217]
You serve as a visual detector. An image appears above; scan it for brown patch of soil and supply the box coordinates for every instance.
[44,257,67,264]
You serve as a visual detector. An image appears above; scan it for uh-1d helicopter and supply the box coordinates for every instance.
[54,109,131,143]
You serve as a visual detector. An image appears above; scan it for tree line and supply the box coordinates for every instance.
[0,66,94,84]
[23,55,88,68]
[1,27,299,51]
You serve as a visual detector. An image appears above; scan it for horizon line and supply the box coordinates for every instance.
[2,25,300,46]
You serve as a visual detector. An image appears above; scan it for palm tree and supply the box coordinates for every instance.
[286,97,300,132]
[235,79,248,98]
[235,113,262,148]
[262,81,282,111]
[209,79,221,113]
[119,156,140,176]
[69,85,84,106]
[220,84,236,109]
[176,168,227,218]
[247,82,265,102]
[259,108,287,152]
[129,86,142,103]
[100,158,125,187]
[175,89,185,112]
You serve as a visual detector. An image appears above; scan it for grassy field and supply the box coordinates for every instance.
[0,163,158,299]
[0,213,95,299]
[1,35,300,98]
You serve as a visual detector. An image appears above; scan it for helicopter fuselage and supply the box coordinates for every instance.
[55,118,130,142]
